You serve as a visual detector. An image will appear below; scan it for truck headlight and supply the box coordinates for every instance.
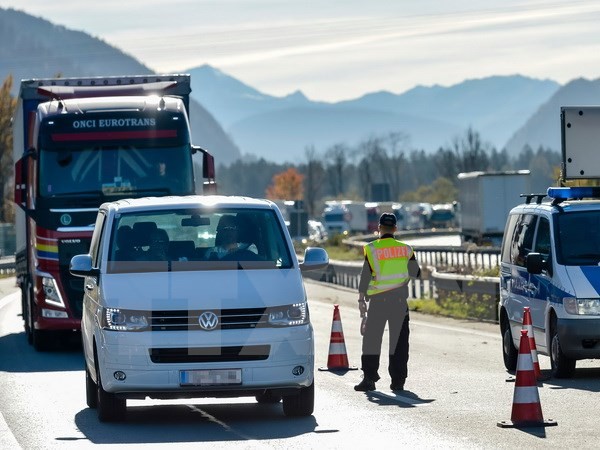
[267,303,309,326]
[101,307,149,331]
[42,276,65,308]
[564,297,600,315]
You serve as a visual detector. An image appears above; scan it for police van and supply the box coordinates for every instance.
[499,186,600,378]
[70,195,328,421]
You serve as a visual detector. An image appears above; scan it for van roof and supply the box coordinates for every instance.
[101,195,276,213]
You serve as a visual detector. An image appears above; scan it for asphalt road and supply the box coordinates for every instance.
[2,277,600,448]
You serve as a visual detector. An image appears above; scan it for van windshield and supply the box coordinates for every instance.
[107,208,292,273]
[557,211,600,265]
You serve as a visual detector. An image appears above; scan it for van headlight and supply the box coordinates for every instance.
[101,307,149,331]
[564,297,600,315]
[267,303,309,326]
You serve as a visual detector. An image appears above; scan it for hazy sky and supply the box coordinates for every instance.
[1,0,600,101]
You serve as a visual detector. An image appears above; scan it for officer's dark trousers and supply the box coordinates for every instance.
[361,291,409,384]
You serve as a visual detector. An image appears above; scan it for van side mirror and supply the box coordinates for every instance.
[70,254,98,277]
[300,247,329,272]
[525,252,546,275]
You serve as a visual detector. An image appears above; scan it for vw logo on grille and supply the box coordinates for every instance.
[198,311,219,331]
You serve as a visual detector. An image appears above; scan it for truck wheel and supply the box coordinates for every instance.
[282,381,314,417]
[32,329,51,352]
[86,366,98,409]
[550,318,576,378]
[23,285,33,345]
[501,315,518,371]
[96,366,126,422]
[255,390,282,404]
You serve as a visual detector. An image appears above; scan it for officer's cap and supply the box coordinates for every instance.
[379,212,397,227]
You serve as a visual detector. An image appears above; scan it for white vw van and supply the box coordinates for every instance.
[499,186,600,378]
[70,195,328,421]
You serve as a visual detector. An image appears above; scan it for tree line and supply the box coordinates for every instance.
[0,74,561,223]
[216,129,561,218]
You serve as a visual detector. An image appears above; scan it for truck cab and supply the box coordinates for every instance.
[13,75,215,350]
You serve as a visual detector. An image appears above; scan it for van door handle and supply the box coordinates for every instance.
[85,284,94,291]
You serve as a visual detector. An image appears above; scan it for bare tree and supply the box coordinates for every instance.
[302,145,325,217]
[0,75,17,223]
[324,143,348,197]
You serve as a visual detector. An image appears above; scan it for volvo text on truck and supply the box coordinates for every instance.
[13,75,216,350]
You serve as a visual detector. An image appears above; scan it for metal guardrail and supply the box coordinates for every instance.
[0,257,16,275]
[2,231,502,319]
[305,230,502,322]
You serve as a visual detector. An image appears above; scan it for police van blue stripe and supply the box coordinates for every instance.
[580,266,600,297]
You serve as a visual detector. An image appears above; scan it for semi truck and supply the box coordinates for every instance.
[13,74,216,350]
[457,170,531,246]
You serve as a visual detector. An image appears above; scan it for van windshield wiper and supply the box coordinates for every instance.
[51,190,103,197]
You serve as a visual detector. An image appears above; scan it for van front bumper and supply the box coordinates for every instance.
[96,325,314,397]
[558,318,600,359]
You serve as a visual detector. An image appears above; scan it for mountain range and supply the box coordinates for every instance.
[0,8,241,165]
[3,7,600,166]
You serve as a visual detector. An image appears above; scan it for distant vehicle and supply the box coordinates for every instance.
[428,204,456,228]
[402,202,431,230]
[457,170,531,245]
[322,201,368,234]
[71,195,329,421]
[308,220,328,243]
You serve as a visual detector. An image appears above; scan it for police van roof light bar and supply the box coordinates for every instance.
[547,186,600,204]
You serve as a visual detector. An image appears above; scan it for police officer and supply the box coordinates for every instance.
[354,212,420,392]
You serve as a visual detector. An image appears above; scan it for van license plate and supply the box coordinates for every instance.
[180,369,242,386]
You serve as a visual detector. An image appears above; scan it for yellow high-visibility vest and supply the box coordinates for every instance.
[364,238,413,296]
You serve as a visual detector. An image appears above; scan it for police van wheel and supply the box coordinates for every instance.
[550,319,576,378]
[282,381,314,417]
[501,315,517,371]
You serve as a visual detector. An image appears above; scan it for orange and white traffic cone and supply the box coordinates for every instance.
[522,307,542,380]
[497,329,557,428]
[318,304,357,372]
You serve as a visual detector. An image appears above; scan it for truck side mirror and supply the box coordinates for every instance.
[14,156,27,210]
[192,145,217,193]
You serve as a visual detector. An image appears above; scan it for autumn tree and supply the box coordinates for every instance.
[0,75,17,223]
[265,167,304,200]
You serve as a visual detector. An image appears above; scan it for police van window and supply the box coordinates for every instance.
[534,217,551,256]
[558,211,600,265]
[501,214,519,263]
[511,214,537,267]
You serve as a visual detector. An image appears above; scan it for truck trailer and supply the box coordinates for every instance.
[13,74,216,350]
[457,170,531,246]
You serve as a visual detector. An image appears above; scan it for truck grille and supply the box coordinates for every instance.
[58,266,84,319]
[149,345,271,363]
[150,308,268,331]
[57,238,91,319]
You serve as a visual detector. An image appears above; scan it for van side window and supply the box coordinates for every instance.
[511,214,537,267]
[90,211,107,268]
